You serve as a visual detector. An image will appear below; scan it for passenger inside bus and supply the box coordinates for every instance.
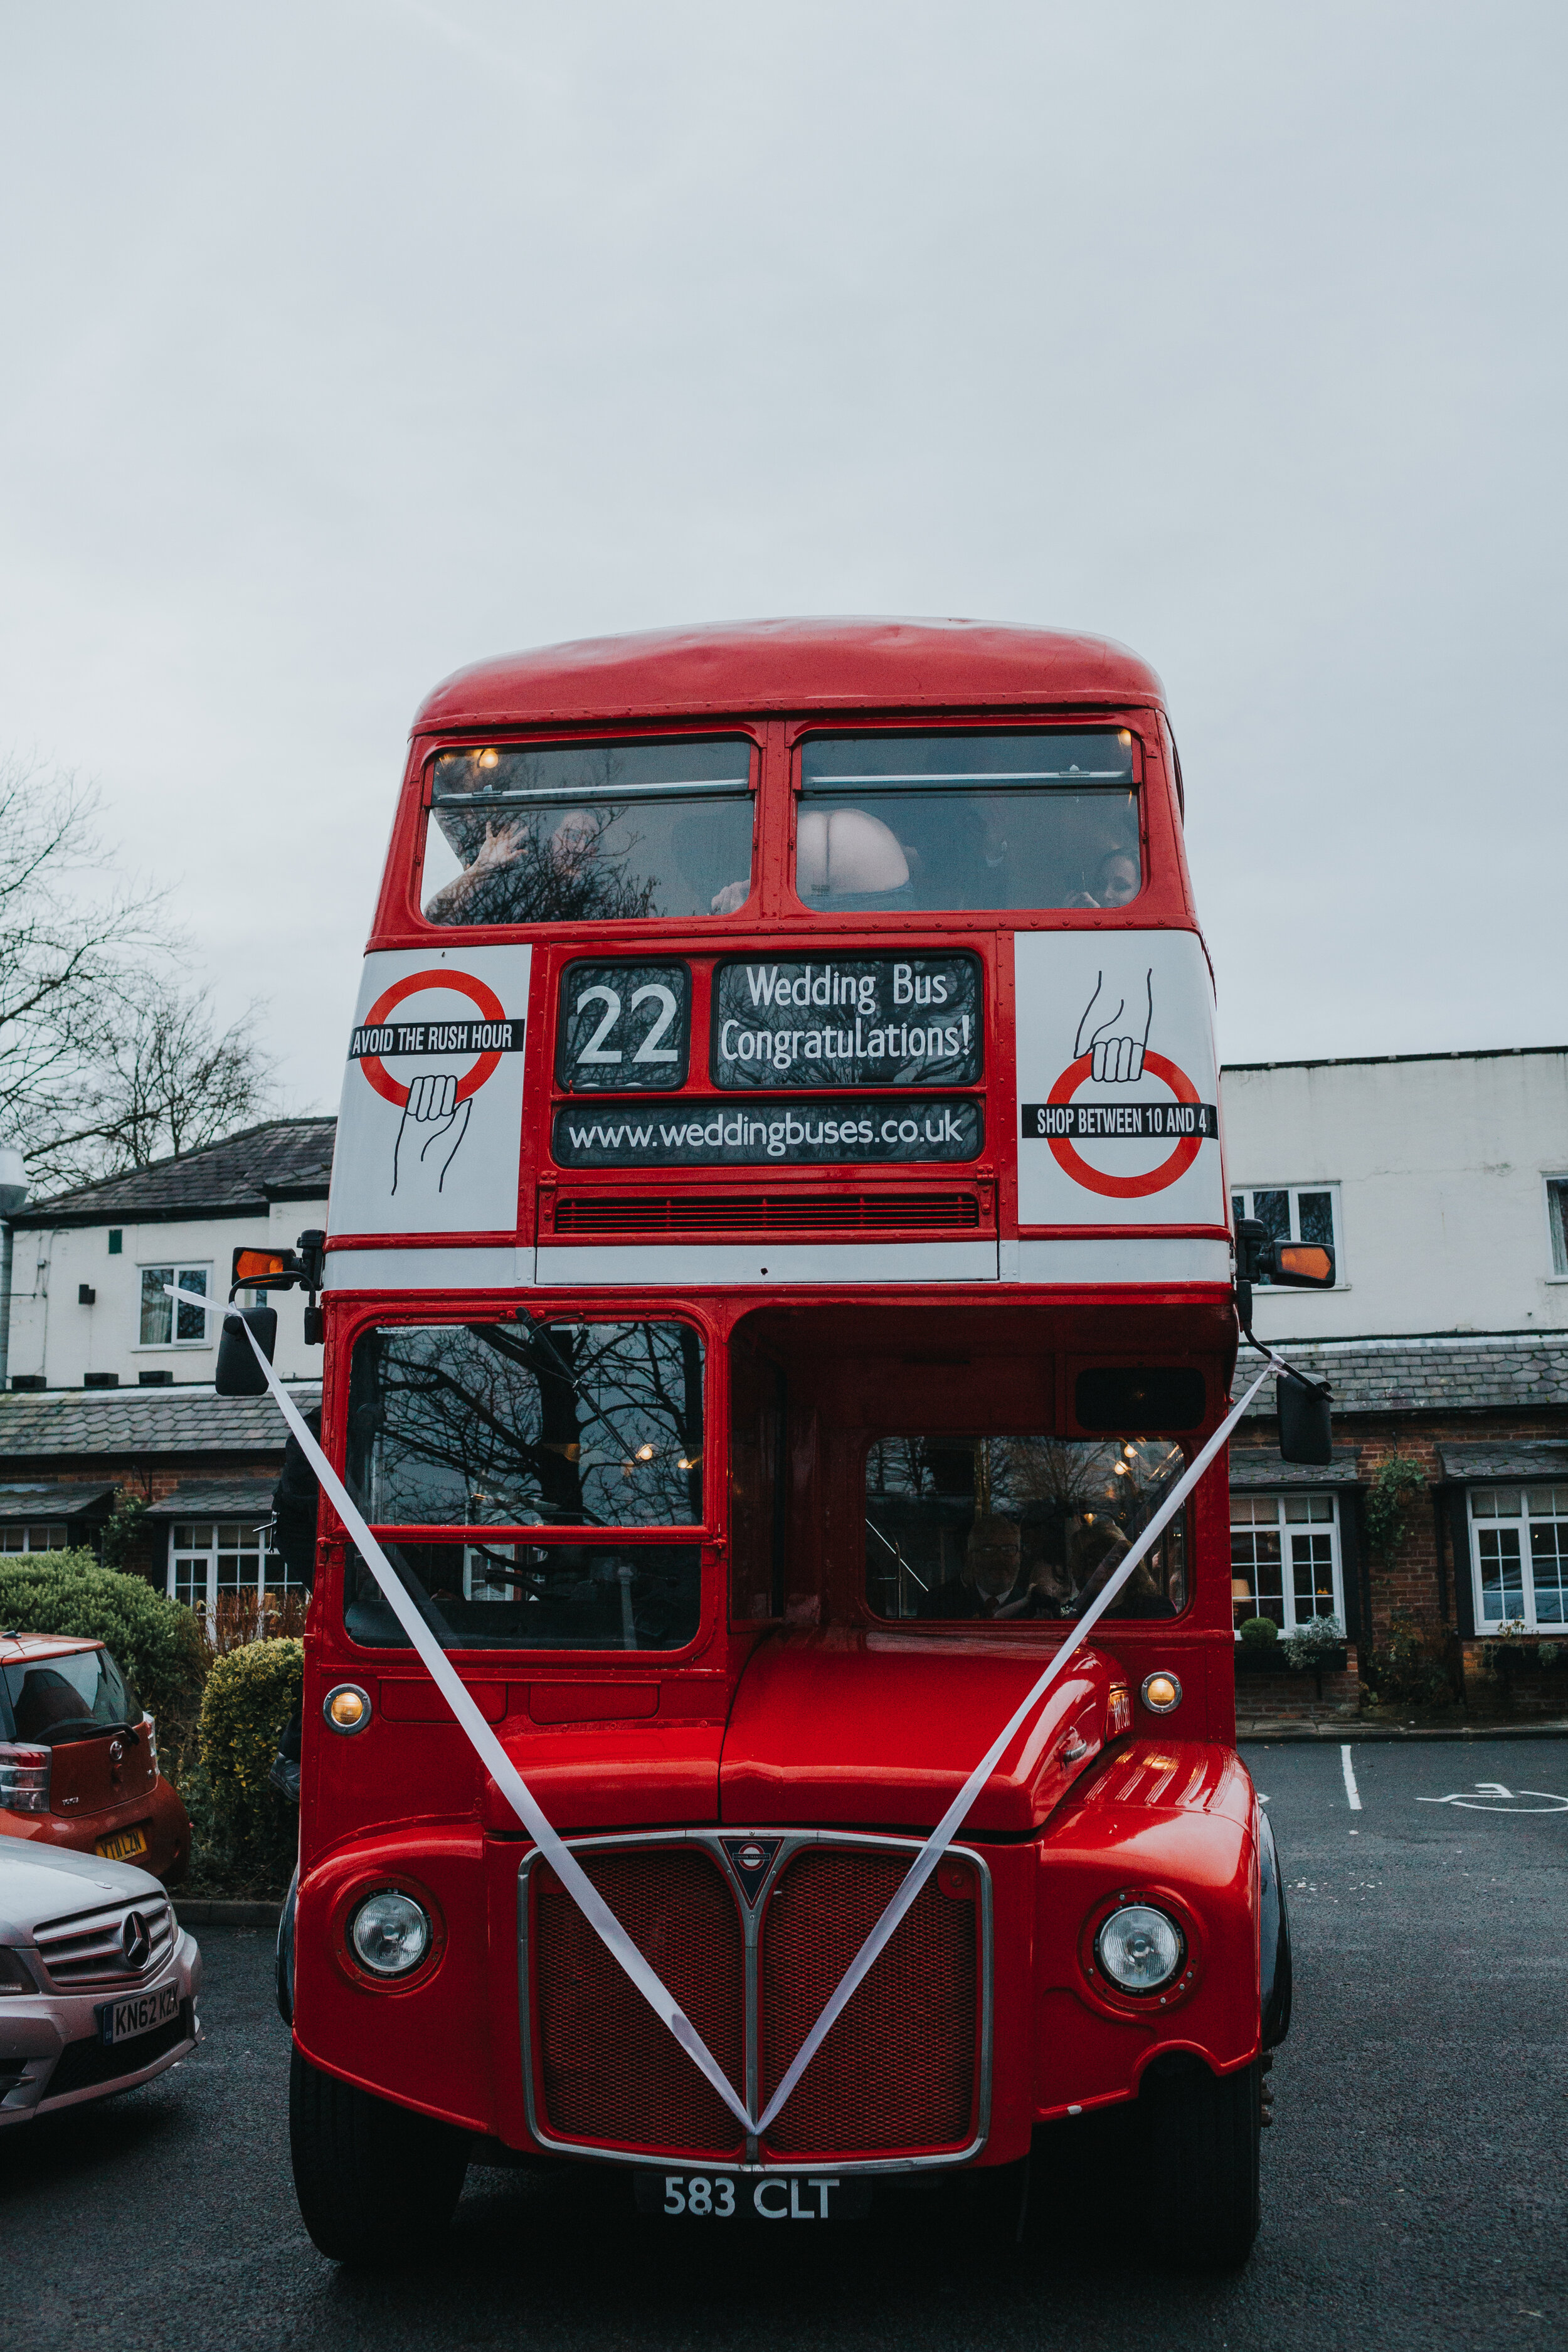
[865,1434,1187,1622]
[797,729,1141,914]
[421,737,755,924]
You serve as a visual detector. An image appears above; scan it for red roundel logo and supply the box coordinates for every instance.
[1046,1049,1204,1199]
[356,970,509,1110]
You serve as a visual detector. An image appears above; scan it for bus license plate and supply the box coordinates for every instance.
[635,2169,871,2220]
[97,1983,179,2047]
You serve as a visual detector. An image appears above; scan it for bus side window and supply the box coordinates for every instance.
[729,1345,786,1624]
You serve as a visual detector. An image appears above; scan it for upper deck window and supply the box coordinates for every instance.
[421,737,754,926]
[797,731,1140,914]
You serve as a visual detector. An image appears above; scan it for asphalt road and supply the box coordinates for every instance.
[2,1739,1564,2352]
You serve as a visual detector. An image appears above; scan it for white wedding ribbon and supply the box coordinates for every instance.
[182,1284,1284,2143]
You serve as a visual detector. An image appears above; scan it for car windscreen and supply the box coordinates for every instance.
[421,737,755,924]
[1,1648,137,1744]
[345,1320,704,1529]
[864,1434,1187,1623]
[797,730,1140,913]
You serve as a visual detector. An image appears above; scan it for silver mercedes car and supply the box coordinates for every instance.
[0,1833,201,2124]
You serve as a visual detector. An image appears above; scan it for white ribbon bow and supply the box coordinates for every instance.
[180,1284,1283,2141]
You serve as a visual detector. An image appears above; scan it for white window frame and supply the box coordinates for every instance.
[165,1518,301,1617]
[1466,1486,1568,1633]
[0,1522,70,1553]
[1229,1491,1345,1632]
[1545,1176,1568,1282]
[1231,1184,1345,1286]
[137,1262,213,1350]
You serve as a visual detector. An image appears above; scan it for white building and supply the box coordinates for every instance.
[1222,1045,1568,1342]
[4,1119,332,1392]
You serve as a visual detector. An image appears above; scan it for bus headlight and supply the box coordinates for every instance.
[1095,1904,1185,1994]
[349,1889,432,1977]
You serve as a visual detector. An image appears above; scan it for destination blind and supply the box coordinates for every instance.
[712,954,982,1090]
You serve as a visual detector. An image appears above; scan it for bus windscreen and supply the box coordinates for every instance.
[797,730,1140,914]
[421,736,754,924]
[345,1319,704,1529]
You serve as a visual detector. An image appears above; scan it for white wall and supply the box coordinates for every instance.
[6,1197,330,1387]
[1221,1051,1568,1340]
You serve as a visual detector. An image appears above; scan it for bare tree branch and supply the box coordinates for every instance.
[0,754,276,1192]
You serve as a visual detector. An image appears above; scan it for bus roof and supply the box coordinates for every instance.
[413,618,1165,733]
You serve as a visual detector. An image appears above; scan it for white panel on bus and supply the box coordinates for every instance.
[1012,930,1225,1231]
[329,944,532,1241]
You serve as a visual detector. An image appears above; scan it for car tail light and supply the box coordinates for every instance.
[140,1714,158,1772]
[0,1743,50,1813]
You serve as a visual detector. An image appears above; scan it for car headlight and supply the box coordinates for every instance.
[349,1889,432,1978]
[1095,1903,1185,1994]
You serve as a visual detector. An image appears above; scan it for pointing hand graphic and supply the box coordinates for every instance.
[393,1071,471,1195]
[1074,969,1154,1083]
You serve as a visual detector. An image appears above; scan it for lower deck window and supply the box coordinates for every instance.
[1229,1493,1343,1631]
[343,1540,701,1652]
[864,1434,1187,1622]
[1468,1486,1568,1630]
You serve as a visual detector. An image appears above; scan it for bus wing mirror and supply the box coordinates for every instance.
[1234,1219,1335,1328]
[1272,1241,1334,1287]
[216,1306,277,1397]
[1277,1370,1332,1466]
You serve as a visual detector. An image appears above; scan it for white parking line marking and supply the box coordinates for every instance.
[1341,1745,1362,1812]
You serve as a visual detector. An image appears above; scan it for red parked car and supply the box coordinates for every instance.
[0,1632,191,1885]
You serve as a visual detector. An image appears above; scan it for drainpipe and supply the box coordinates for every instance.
[0,1149,29,1391]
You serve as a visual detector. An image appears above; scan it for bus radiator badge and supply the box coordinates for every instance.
[723,1839,781,1905]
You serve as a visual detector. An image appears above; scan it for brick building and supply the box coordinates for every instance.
[0,1120,329,1606]
[1224,1048,1568,1721]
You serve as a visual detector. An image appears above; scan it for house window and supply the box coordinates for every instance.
[166,1520,303,1614]
[139,1264,211,1348]
[1231,1186,1342,1283]
[1548,1180,1568,1278]
[1468,1488,1568,1631]
[0,1523,70,1554]
[1230,1493,1344,1630]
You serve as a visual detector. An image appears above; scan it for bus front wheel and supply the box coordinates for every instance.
[1139,2055,1261,2270]
[290,2048,470,2264]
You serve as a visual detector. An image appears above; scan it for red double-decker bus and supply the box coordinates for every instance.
[258,620,1322,2269]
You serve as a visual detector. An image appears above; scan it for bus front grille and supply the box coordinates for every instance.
[549,1191,985,1236]
[522,1834,988,2168]
[758,1846,979,2156]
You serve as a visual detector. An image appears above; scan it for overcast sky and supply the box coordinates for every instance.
[3,2,1564,1115]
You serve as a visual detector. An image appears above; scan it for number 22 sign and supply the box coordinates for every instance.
[554,961,692,1093]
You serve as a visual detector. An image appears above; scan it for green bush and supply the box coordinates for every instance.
[192,1638,302,1895]
[1239,1615,1278,1646]
[1362,1611,1454,1711]
[0,1550,206,1775]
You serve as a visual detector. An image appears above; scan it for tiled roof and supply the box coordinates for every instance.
[1238,1335,1568,1417]
[13,1118,335,1229]
[1436,1441,1568,1483]
[1226,1446,1362,1488]
[0,1385,319,1459]
[0,1480,116,1520]
[145,1480,278,1519]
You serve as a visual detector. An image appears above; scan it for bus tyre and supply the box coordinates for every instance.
[1140,2056,1261,2271]
[290,2048,469,2264]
